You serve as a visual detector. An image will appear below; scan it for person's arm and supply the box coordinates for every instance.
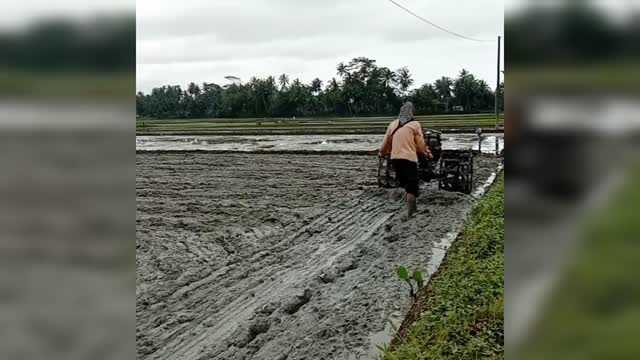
[378,122,395,157]
[414,122,432,159]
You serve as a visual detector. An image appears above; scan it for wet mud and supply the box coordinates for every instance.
[136,133,504,154]
[136,153,500,360]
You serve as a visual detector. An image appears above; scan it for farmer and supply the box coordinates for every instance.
[378,102,432,217]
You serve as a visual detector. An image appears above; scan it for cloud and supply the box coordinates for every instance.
[0,0,133,30]
[137,33,363,65]
[137,0,504,92]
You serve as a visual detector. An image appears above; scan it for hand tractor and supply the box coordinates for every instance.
[377,129,475,194]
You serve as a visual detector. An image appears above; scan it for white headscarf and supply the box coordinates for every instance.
[398,102,414,125]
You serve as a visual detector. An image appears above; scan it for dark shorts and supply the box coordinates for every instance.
[392,159,419,196]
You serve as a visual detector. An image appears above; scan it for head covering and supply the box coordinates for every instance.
[398,102,414,125]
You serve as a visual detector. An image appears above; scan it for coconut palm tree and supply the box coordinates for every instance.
[453,70,477,112]
[434,76,453,112]
[327,77,340,92]
[336,62,349,80]
[396,67,414,97]
[310,78,323,95]
[278,73,289,90]
[380,67,397,88]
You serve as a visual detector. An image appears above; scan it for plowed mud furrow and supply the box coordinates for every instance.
[147,195,393,360]
[137,153,500,360]
[161,208,395,360]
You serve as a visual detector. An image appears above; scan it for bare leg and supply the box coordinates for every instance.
[406,193,417,217]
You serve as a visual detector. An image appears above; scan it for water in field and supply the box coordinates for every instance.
[136,133,504,153]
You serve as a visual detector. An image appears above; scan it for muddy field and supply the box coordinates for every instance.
[136,133,504,154]
[136,153,500,360]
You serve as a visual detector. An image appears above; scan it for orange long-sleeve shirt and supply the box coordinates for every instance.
[379,119,429,163]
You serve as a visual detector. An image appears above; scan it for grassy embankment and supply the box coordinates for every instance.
[384,173,504,360]
[136,113,504,135]
[515,165,640,359]
[0,69,133,100]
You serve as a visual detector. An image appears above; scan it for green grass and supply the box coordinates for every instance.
[136,114,504,134]
[384,173,504,360]
[516,165,640,359]
[137,113,503,123]
[0,68,134,100]
[138,120,498,129]
[510,63,640,91]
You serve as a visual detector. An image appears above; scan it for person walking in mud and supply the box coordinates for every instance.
[378,102,432,217]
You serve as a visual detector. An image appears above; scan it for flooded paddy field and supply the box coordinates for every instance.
[136,151,501,360]
[136,133,504,154]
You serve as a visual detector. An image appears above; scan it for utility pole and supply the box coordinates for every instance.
[495,36,501,155]
[495,36,501,130]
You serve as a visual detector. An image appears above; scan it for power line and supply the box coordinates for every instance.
[387,0,493,42]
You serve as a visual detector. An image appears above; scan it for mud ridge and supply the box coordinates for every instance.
[137,153,501,359]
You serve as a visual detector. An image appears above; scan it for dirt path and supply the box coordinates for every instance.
[136,153,500,360]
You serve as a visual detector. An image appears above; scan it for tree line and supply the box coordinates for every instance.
[136,57,503,119]
[507,2,640,65]
[0,15,135,72]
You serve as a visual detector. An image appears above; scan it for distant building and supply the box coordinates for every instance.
[453,106,464,112]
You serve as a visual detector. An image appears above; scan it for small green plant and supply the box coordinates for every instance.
[397,266,425,299]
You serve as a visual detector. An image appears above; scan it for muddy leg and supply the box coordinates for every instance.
[406,193,417,217]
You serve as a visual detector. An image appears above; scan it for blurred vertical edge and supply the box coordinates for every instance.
[505,1,640,359]
[0,9,135,360]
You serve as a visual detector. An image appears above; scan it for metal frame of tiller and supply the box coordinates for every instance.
[437,150,474,194]
[377,130,475,194]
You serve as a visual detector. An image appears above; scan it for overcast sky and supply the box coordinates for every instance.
[1,0,132,30]
[4,0,636,94]
[137,0,504,93]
